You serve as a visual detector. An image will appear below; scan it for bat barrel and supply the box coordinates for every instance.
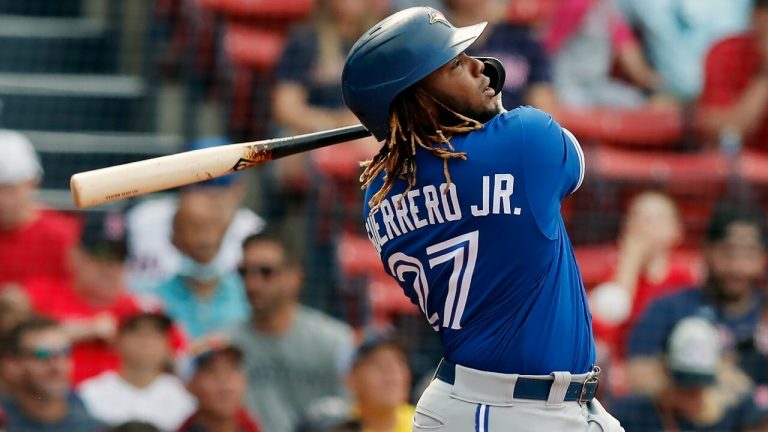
[70,124,373,208]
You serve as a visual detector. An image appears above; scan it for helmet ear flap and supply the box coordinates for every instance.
[474,57,505,96]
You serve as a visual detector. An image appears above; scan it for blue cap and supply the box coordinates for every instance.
[342,7,487,141]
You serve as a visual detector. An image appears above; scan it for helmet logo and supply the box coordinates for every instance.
[427,8,451,28]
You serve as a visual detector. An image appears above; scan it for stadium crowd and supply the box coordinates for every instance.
[1,0,768,431]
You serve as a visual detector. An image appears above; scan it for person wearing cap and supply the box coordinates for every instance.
[177,335,262,432]
[346,333,414,432]
[125,136,265,294]
[0,316,104,432]
[229,230,354,432]
[155,191,251,339]
[0,130,80,286]
[627,203,768,392]
[21,210,146,384]
[612,316,768,431]
[78,311,196,430]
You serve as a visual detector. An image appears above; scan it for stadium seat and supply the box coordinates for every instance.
[0,0,81,17]
[198,0,314,21]
[589,146,729,185]
[506,0,557,25]
[559,107,684,148]
[0,16,118,74]
[224,23,286,71]
[337,232,418,327]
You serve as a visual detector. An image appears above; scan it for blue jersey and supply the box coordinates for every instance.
[363,107,594,375]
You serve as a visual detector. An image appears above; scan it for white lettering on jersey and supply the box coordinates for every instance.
[423,185,445,224]
[492,174,515,214]
[441,183,462,221]
[470,176,490,216]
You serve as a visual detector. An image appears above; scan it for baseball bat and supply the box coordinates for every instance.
[70,124,372,208]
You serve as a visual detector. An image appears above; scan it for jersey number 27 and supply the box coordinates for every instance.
[387,231,479,330]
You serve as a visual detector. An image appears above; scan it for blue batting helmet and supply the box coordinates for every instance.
[342,7,488,141]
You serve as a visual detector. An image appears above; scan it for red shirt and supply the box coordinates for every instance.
[592,255,699,360]
[699,33,768,152]
[0,209,79,286]
[24,277,141,384]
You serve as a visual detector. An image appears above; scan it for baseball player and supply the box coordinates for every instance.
[342,7,624,431]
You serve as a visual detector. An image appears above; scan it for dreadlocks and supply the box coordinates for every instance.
[360,87,484,210]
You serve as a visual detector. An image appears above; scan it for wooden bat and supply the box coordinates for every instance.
[70,124,372,208]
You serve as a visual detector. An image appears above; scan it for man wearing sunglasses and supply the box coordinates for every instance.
[228,230,355,432]
[0,317,103,431]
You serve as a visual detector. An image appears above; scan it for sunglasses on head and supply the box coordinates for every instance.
[23,346,71,360]
[237,264,282,279]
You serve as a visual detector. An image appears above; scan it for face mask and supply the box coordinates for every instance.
[178,255,225,283]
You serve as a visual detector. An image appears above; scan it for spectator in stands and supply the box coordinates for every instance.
[178,335,261,432]
[626,203,768,393]
[22,211,145,384]
[347,333,414,432]
[0,317,104,431]
[125,137,265,294]
[697,0,768,153]
[229,230,355,432]
[78,311,196,430]
[613,316,768,431]
[156,192,251,338]
[0,284,32,338]
[589,191,698,361]
[296,397,361,432]
[0,285,33,395]
[544,0,666,109]
[618,0,752,101]
[271,0,380,251]
[445,0,557,113]
[0,130,79,286]
[273,0,378,135]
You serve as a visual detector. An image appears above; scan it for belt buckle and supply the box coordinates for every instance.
[578,366,601,405]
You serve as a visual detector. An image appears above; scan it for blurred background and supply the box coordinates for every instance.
[1,0,768,431]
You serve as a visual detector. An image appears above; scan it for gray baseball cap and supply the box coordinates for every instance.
[0,130,42,185]
[666,316,721,388]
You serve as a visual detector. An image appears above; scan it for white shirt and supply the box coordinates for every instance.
[125,196,265,293]
[78,371,197,431]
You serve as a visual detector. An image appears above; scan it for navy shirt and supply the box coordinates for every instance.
[611,393,768,432]
[363,107,593,374]
[275,26,355,109]
[0,392,104,432]
[628,287,768,384]
[467,23,553,110]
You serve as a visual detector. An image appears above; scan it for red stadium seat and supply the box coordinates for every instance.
[506,0,557,25]
[589,146,729,185]
[559,107,684,148]
[199,0,314,21]
[337,232,418,326]
[740,151,768,186]
[224,23,286,71]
